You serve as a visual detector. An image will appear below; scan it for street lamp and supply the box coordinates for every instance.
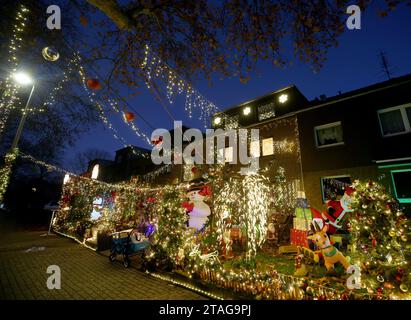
[11,72,35,150]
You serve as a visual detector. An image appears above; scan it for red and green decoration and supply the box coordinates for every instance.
[349,180,411,298]
[149,186,188,270]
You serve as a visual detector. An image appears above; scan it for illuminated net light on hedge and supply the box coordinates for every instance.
[214,173,270,259]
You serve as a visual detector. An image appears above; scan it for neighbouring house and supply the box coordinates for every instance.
[84,126,195,185]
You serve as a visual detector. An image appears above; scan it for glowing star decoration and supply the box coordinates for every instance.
[187,188,211,231]
[213,117,222,125]
[243,106,251,115]
[214,173,270,259]
[90,197,103,220]
[91,164,99,180]
[42,46,60,61]
[278,94,288,103]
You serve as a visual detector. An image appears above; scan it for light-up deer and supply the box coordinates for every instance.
[307,223,350,272]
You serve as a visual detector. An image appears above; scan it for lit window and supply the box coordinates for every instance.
[258,102,275,121]
[250,140,260,158]
[378,104,411,137]
[91,164,99,180]
[320,176,351,203]
[278,94,288,103]
[262,138,274,156]
[391,169,411,203]
[314,122,344,148]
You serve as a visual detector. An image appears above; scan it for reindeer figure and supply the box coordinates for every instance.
[308,223,350,272]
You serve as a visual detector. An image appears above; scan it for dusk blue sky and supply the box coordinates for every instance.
[66,4,411,166]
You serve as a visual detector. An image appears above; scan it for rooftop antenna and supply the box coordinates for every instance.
[379,51,394,80]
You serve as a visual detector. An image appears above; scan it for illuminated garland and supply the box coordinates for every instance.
[141,164,172,182]
[0,148,18,203]
[141,45,219,128]
[147,186,188,267]
[34,55,81,113]
[146,271,224,300]
[0,4,30,134]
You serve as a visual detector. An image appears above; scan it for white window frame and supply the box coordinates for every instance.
[314,121,344,149]
[377,103,411,137]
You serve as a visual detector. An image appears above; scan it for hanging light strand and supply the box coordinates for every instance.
[0,4,30,134]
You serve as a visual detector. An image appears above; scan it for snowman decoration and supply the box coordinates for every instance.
[187,184,211,231]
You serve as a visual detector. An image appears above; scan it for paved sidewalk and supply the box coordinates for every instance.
[0,221,206,300]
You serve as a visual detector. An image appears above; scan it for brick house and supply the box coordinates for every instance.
[211,74,411,214]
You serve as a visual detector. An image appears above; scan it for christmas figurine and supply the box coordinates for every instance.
[310,187,354,234]
[307,223,351,273]
[186,182,211,231]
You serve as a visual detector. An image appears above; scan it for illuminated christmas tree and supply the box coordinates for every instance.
[349,180,411,298]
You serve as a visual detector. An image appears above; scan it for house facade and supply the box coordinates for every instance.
[211,74,411,214]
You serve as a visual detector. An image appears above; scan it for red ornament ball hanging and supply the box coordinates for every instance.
[151,135,163,145]
[191,166,198,174]
[86,78,101,90]
[123,111,135,122]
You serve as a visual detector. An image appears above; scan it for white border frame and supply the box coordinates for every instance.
[377,103,411,137]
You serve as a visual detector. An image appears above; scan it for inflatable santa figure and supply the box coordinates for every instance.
[311,187,355,234]
[186,183,211,231]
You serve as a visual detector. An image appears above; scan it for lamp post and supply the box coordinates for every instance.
[11,72,35,150]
